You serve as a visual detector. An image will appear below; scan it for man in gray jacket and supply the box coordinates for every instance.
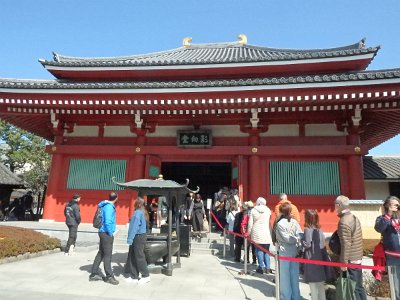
[64,193,81,255]
[335,195,366,300]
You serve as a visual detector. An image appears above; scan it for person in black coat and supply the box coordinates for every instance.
[64,193,81,255]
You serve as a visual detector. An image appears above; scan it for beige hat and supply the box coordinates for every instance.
[246,201,254,208]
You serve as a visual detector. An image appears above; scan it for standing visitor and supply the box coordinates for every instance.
[275,203,302,300]
[189,193,205,238]
[334,195,366,300]
[242,201,257,264]
[126,197,150,285]
[64,193,81,256]
[274,193,300,224]
[226,202,238,257]
[247,197,272,274]
[302,209,327,300]
[89,192,119,285]
[374,196,400,300]
[233,202,247,262]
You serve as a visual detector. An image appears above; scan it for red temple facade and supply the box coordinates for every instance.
[1,36,400,231]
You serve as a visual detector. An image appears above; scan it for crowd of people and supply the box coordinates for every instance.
[63,190,400,299]
[216,192,399,300]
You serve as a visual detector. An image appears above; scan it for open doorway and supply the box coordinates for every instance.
[161,162,231,200]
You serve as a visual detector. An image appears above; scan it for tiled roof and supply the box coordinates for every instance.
[40,39,379,67]
[363,155,400,179]
[1,68,400,90]
[0,163,23,186]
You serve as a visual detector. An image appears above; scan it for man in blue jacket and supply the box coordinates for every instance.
[89,192,119,285]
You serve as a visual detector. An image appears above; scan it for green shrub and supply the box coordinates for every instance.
[0,226,60,259]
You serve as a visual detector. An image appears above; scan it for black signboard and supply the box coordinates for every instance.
[177,130,212,147]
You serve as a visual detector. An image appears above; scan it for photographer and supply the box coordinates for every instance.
[374,196,400,299]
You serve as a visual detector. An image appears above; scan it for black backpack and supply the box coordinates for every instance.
[329,231,341,255]
[93,206,103,229]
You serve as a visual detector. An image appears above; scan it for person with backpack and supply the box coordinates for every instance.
[275,202,302,300]
[302,209,327,300]
[374,196,400,300]
[64,193,81,256]
[334,195,366,300]
[89,192,119,285]
[233,202,247,262]
[125,197,150,285]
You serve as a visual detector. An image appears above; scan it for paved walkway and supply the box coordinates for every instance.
[0,222,316,299]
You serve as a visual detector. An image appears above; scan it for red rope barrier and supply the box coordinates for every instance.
[210,210,386,271]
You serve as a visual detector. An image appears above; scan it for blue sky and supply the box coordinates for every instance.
[0,0,399,154]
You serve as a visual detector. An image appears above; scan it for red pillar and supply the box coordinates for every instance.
[248,130,261,202]
[347,155,365,199]
[127,154,145,218]
[42,153,63,221]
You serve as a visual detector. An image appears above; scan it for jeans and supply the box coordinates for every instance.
[91,232,114,278]
[65,225,78,253]
[279,259,300,300]
[255,244,270,271]
[386,256,400,300]
[348,267,367,300]
[128,234,149,278]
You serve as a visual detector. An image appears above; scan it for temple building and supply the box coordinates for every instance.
[1,35,399,231]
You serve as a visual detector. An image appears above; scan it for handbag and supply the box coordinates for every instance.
[202,217,209,232]
[321,247,337,281]
[336,271,356,300]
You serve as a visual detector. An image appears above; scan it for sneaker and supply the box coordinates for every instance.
[68,245,74,255]
[104,276,119,285]
[255,267,264,274]
[89,273,104,281]
[137,276,150,285]
[266,268,273,274]
[125,277,139,284]
[64,252,69,256]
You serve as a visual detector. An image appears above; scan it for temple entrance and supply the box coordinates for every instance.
[161,162,231,201]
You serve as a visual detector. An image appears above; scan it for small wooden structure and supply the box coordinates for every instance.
[113,176,198,276]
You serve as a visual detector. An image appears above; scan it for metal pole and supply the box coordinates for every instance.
[275,253,280,300]
[223,229,226,258]
[244,237,248,275]
[209,210,212,234]
[388,265,396,300]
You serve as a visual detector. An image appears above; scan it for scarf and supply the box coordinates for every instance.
[384,214,400,232]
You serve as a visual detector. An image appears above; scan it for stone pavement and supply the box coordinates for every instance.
[0,222,316,299]
[0,245,312,300]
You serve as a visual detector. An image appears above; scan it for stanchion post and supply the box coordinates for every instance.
[275,254,280,300]
[388,265,396,300]
[209,211,212,234]
[244,237,248,275]
[223,229,226,258]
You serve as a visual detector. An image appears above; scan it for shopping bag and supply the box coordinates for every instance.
[336,271,356,300]
[202,217,209,232]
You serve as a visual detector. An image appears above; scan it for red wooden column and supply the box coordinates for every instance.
[42,152,63,221]
[346,130,365,199]
[248,129,262,202]
[127,153,145,217]
[347,154,365,199]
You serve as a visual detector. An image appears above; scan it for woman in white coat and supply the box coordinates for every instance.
[247,197,272,274]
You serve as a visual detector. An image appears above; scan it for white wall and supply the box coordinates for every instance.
[364,180,390,200]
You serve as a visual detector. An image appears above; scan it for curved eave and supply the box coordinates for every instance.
[41,52,377,81]
[2,74,400,95]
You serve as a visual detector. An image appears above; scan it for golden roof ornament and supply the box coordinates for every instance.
[237,34,247,45]
[182,37,192,47]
